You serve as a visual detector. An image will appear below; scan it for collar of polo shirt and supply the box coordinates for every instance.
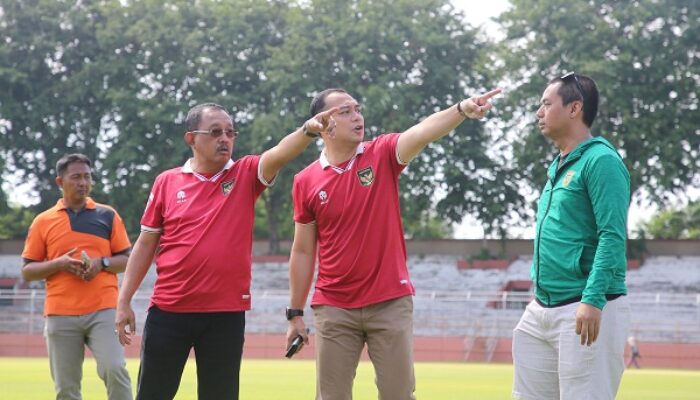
[319,143,365,170]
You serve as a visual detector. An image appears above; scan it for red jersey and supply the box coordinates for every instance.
[141,156,269,312]
[293,133,415,308]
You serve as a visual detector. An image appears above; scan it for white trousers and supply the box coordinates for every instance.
[512,297,630,400]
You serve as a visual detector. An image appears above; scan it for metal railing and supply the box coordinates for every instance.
[1,289,698,343]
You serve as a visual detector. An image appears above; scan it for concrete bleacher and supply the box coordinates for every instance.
[4,253,699,295]
[252,255,529,293]
[2,241,699,366]
[626,256,700,293]
[2,254,699,341]
[0,255,22,278]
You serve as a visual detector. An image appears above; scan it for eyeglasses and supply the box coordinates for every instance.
[561,72,586,105]
[191,128,239,138]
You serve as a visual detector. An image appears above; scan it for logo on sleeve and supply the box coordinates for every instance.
[176,190,187,203]
[562,170,576,187]
[221,179,236,196]
[357,166,375,187]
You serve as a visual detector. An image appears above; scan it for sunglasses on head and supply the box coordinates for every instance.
[561,72,586,105]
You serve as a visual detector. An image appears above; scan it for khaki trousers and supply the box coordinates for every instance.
[313,295,416,400]
[45,308,132,400]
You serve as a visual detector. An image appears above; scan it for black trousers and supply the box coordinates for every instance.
[136,306,245,400]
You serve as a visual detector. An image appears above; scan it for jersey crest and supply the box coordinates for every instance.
[221,179,236,196]
[562,170,576,188]
[357,166,374,187]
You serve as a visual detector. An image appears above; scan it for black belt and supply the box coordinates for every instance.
[535,293,624,308]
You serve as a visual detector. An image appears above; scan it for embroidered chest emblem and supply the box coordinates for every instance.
[357,166,375,187]
[221,179,236,196]
[318,190,329,204]
[562,170,576,187]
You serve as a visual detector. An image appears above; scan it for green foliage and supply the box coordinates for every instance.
[0,0,519,241]
[497,0,700,202]
[265,0,523,238]
[645,202,700,239]
[0,158,8,214]
[0,205,34,239]
[402,212,453,239]
[0,0,117,212]
[3,0,695,241]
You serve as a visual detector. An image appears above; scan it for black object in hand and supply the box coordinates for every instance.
[285,335,304,358]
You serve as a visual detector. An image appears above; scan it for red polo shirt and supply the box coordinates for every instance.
[141,156,270,312]
[293,133,415,308]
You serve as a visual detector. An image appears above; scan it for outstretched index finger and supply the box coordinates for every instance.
[478,88,502,103]
[318,106,340,122]
[65,247,77,257]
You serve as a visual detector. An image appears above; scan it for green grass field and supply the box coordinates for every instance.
[1,357,698,399]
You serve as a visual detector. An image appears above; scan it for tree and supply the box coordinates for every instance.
[0,0,117,212]
[0,205,34,239]
[497,0,700,207]
[0,158,8,214]
[1,0,526,244]
[264,0,524,239]
[645,202,700,239]
[92,0,293,241]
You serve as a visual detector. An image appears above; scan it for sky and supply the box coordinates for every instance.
[454,0,511,31]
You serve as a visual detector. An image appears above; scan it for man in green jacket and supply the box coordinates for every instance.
[512,73,631,400]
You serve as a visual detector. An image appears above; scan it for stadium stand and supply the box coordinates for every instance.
[1,241,699,367]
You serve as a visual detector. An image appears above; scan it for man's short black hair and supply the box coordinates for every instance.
[309,88,348,118]
[185,103,230,131]
[56,153,91,177]
[549,74,599,127]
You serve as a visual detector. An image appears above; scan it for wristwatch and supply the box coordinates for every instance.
[286,307,304,320]
[100,257,111,271]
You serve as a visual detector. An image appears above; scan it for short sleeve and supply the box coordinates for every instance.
[376,133,406,176]
[292,175,315,224]
[110,210,132,254]
[21,217,46,262]
[246,155,269,196]
[141,174,165,232]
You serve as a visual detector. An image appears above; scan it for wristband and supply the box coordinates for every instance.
[456,100,468,118]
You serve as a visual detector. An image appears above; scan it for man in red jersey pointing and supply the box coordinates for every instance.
[286,88,500,399]
[116,102,337,400]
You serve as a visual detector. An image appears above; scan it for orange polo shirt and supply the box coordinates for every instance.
[22,198,131,316]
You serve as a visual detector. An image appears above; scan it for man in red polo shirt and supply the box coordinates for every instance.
[22,153,133,400]
[115,102,337,400]
[286,88,500,399]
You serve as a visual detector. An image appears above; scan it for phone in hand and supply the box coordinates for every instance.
[80,251,90,271]
[285,335,304,358]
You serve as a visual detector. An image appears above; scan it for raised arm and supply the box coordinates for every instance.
[115,231,160,345]
[260,107,339,183]
[286,222,318,350]
[397,88,501,163]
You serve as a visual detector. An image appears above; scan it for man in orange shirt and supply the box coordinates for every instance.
[22,153,133,400]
